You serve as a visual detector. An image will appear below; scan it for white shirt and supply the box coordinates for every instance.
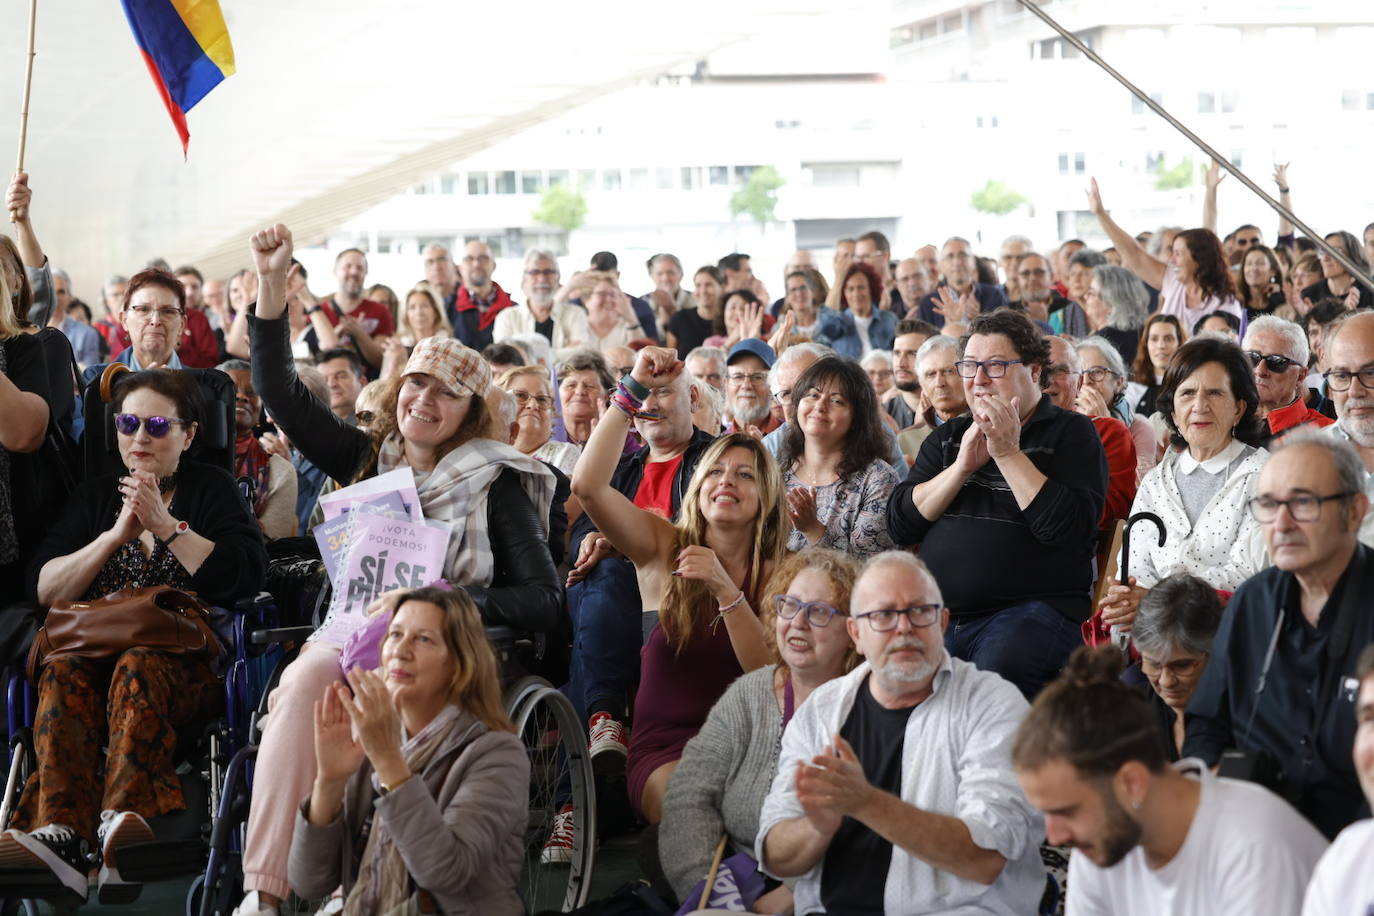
[1157,263,1243,330]
[492,301,590,354]
[756,655,1045,915]
[1068,760,1328,916]
[853,312,875,358]
[1120,440,1269,589]
[532,438,580,477]
[1301,818,1374,916]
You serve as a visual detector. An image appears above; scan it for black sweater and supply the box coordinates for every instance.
[249,314,562,633]
[886,395,1106,623]
[27,460,267,608]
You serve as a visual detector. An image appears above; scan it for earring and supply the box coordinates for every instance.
[1132,798,1143,811]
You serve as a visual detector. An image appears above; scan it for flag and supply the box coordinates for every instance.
[119,0,236,155]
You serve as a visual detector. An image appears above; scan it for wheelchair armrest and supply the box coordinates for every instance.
[233,592,276,616]
[485,625,534,653]
[249,626,316,646]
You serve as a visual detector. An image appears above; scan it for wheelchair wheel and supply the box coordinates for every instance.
[506,678,595,913]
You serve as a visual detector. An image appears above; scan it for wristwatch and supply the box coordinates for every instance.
[305,305,322,316]
[163,520,190,545]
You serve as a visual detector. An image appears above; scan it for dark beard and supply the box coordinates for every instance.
[895,379,920,393]
[1086,789,1143,868]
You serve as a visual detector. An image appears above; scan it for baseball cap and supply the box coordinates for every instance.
[726,338,776,369]
[402,336,490,396]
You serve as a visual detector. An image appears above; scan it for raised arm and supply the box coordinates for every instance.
[569,348,677,568]
[7,172,51,325]
[1087,178,1167,290]
[1202,160,1224,235]
[1273,163,1294,244]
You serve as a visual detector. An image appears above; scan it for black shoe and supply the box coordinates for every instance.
[0,823,90,899]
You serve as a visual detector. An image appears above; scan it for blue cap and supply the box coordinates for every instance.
[726,338,776,369]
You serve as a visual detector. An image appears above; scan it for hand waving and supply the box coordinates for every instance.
[1086,177,1105,216]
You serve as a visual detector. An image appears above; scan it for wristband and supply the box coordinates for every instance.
[620,374,649,401]
[163,520,189,545]
[305,306,322,316]
[710,590,749,635]
[1278,186,1290,193]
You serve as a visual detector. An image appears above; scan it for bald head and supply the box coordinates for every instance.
[895,258,930,305]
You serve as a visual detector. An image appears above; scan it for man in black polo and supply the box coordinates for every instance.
[886,310,1106,699]
[1185,432,1374,839]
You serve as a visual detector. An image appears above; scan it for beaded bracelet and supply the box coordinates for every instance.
[710,590,749,634]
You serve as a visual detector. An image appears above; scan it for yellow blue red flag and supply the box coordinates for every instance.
[119,0,236,155]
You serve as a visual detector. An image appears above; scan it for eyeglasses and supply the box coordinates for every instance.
[355,409,376,425]
[125,304,183,321]
[1139,653,1207,680]
[1045,363,1080,379]
[1247,491,1355,523]
[954,358,1023,379]
[853,604,941,631]
[1244,350,1300,373]
[774,595,845,627]
[510,391,555,410]
[525,268,558,277]
[771,387,792,405]
[1323,367,1374,391]
[114,413,192,438]
[613,365,635,378]
[1017,268,1049,278]
[1082,366,1120,383]
[727,371,769,385]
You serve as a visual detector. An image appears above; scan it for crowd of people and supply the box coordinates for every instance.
[0,159,1373,915]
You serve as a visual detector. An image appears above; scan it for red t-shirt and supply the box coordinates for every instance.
[322,298,395,339]
[633,454,684,519]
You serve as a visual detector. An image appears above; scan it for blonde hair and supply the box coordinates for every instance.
[390,587,513,732]
[0,262,17,340]
[396,283,454,344]
[759,547,862,677]
[495,365,552,396]
[659,433,789,653]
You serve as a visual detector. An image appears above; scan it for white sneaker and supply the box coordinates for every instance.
[96,809,153,904]
[231,889,281,916]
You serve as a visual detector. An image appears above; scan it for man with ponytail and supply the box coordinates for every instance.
[1013,645,1327,916]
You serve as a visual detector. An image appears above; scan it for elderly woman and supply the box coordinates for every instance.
[572,346,788,825]
[666,266,727,357]
[1097,337,1268,635]
[581,271,645,353]
[659,548,860,912]
[819,262,896,360]
[496,365,580,475]
[82,268,190,384]
[691,377,724,434]
[779,356,898,557]
[1129,313,1185,418]
[219,359,298,538]
[556,348,613,449]
[1131,574,1223,760]
[1075,336,1160,482]
[1090,180,1241,330]
[1082,265,1150,366]
[860,349,895,400]
[290,588,528,915]
[5,369,266,900]
[234,225,559,916]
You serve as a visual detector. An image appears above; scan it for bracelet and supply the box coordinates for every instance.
[305,305,322,316]
[1278,186,1290,193]
[620,374,649,400]
[718,590,747,613]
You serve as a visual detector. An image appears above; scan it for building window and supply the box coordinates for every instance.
[1342,89,1360,111]
[494,171,516,194]
[1057,153,1069,175]
[1131,92,1163,115]
[413,182,429,195]
[548,170,569,188]
[1220,91,1238,114]
[810,165,860,188]
[578,169,597,189]
[1074,153,1085,174]
[1197,91,1216,113]
[602,169,622,191]
[919,21,937,41]
[467,172,489,195]
[520,171,544,194]
[630,168,651,191]
[655,168,675,190]
[439,175,459,194]
[708,166,730,186]
[734,165,758,184]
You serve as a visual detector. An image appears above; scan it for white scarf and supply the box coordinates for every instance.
[377,435,554,587]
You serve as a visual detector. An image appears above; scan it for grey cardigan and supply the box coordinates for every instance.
[288,710,529,916]
[659,666,784,901]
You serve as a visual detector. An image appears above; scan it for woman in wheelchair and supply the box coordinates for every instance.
[236,225,561,916]
[290,587,528,915]
[2,369,267,899]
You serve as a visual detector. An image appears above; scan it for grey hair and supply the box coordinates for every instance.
[1132,574,1223,658]
[508,333,555,374]
[1001,234,1034,252]
[856,550,943,609]
[915,334,958,370]
[216,359,252,373]
[860,349,893,370]
[691,377,724,428]
[769,341,832,391]
[490,387,518,428]
[103,274,130,295]
[1243,314,1310,367]
[296,365,329,405]
[1076,335,1129,381]
[1270,428,1366,501]
[1092,265,1150,330]
[523,248,559,274]
[685,345,726,372]
[52,267,72,286]
[647,252,683,274]
[1148,226,1184,257]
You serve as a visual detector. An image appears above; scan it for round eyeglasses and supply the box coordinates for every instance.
[852,604,941,631]
[774,595,844,627]
[113,413,192,438]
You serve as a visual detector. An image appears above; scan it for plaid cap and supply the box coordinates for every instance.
[402,336,490,396]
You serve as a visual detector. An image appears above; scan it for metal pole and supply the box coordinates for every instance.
[1015,0,1374,293]
[11,0,37,222]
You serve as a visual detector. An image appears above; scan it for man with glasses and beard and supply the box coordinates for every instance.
[724,339,781,436]
[758,552,1045,916]
[493,249,589,351]
[1321,311,1374,543]
[1014,645,1327,916]
[886,319,939,430]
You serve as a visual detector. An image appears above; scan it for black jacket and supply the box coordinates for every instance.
[1183,543,1374,839]
[887,394,1107,622]
[250,314,562,633]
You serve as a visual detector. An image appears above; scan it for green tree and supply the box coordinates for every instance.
[531,184,588,232]
[729,165,785,225]
[1153,156,1195,191]
[969,179,1027,216]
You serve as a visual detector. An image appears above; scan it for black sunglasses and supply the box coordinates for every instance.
[1244,350,1300,373]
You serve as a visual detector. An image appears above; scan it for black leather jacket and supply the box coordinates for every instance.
[249,314,561,633]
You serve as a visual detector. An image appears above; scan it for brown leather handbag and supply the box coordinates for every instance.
[26,586,223,683]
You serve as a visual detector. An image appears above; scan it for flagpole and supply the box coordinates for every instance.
[11,0,37,222]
